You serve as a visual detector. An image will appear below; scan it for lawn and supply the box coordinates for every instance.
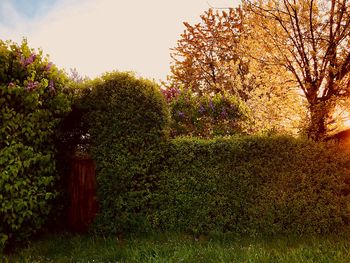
[3,233,350,263]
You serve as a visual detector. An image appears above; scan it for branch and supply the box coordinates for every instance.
[309,0,318,81]
[335,52,350,81]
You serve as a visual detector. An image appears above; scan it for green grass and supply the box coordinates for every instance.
[3,233,350,262]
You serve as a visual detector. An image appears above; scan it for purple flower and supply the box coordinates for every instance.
[221,107,228,117]
[48,80,55,92]
[177,111,185,118]
[44,62,53,72]
[8,82,15,88]
[199,104,206,114]
[209,99,215,111]
[162,87,180,102]
[25,81,39,91]
[170,87,180,96]
[19,53,36,66]
[26,54,36,65]
[19,55,26,65]
[229,104,236,109]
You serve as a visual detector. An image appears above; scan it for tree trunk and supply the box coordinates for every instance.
[308,101,331,141]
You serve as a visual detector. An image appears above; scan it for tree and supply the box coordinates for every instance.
[244,0,350,140]
[169,8,253,99]
[168,7,305,135]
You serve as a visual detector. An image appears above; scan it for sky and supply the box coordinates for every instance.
[0,0,239,82]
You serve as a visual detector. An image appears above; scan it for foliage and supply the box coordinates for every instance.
[0,39,71,250]
[162,87,250,137]
[74,72,170,235]
[244,0,350,140]
[83,116,350,237]
[169,8,248,97]
[153,136,350,235]
[168,7,306,135]
[243,60,307,135]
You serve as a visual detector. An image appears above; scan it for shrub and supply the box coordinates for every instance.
[75,72,169,235]
[0,39,71,250]
[153,136,350,236]
[162,87,250,138]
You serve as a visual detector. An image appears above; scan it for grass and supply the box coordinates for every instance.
[3,232,350,263]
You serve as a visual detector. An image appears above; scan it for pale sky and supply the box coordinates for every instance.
[0,0,239,82]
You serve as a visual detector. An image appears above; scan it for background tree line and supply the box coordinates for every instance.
[165,0,350,141]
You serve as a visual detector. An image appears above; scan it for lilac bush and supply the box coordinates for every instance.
[163,87,250,137]
[0,39,71,250]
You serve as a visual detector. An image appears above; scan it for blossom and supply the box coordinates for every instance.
[229,104,236,109]
[26,54,36,65]
[48,80,55,92]
[19,55,26,65]
[25,81,39,91]
[221,107,228,117]
[19,53,37,66]
[209,99,215,110]
[177,111,185,118]
[161,87,180,102]
[170,87,180,95]
[199,104,206,114]
[44,62,53,72]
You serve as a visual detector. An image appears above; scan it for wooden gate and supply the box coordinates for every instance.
[68,157,98,233]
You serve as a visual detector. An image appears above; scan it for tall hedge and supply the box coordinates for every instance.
[76,72,169,235]
[154,136,350,235]
[0,39,71,250]
[66,75,350,237]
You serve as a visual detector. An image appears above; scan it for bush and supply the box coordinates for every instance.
[153,136,350,236]
[162,87,250,138]
[0,39,71,250]
[75,72,169,235]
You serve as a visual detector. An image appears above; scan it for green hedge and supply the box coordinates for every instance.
[86,123,350,236]
[75,72,170,235]
[66,73,350,237]
[153,136,350,235]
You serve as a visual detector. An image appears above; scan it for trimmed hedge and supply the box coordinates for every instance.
[153,136,350,235]
[75,72,170,235]
[84,120,350,236]
[66,74,350,237]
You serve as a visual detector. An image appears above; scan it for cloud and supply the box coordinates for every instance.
[0,0,25,27]
[0,0,238,81]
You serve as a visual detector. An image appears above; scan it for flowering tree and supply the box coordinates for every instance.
[0,39,71,250]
